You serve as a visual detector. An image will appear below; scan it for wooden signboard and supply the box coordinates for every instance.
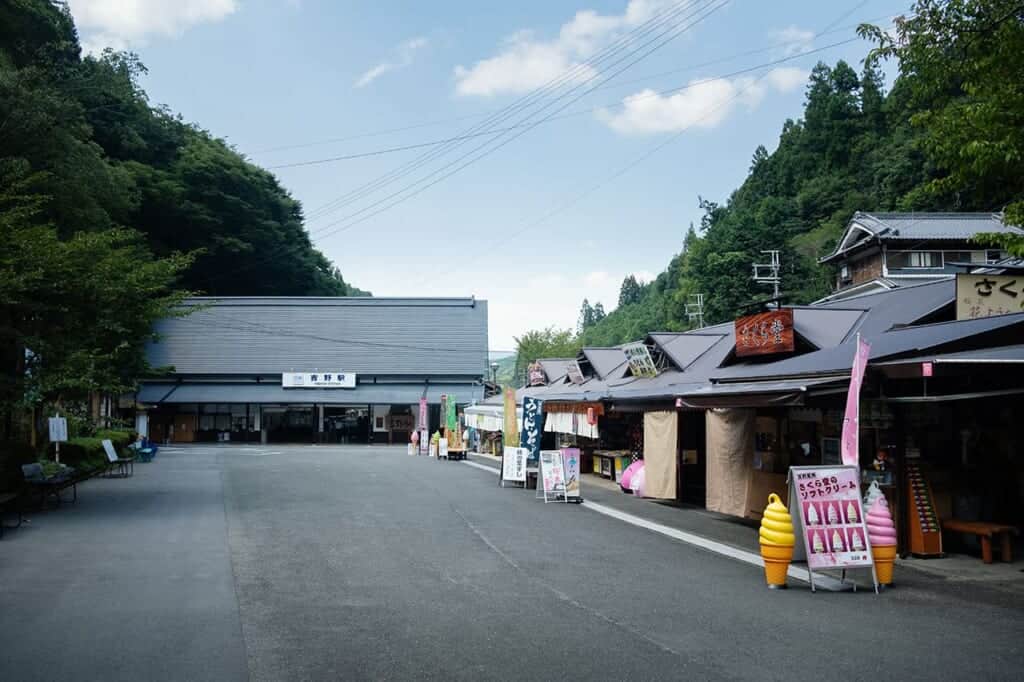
[734,309,794,357]
[955,273,1024,320]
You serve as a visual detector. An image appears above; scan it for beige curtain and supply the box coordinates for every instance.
[705,408,755,517]
[643,411,677,500]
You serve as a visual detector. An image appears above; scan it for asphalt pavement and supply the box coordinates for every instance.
[2,444,1022,681]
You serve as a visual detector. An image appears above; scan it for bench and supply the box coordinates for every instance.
[942,519,1019,563]
[21,463,82,509]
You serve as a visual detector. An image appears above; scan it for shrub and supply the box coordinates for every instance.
[46,437,108,474]
[94,429,133,449]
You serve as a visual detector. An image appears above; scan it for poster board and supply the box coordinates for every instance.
[48,416,68,443]
[538,449,566,502]
[788,465,877,593]
[561,448,581,500]
[501,446,527,487]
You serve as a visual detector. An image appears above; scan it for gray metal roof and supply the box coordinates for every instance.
[822,212,1023,263]
[146,297,488,377]
[581,347,627,379]
[712,312,1024,381]
[816,279,955,337]
[791,307,865,347]
[537,358,575,383]
[649,333,724,370]
[875,344,1024,366]
[137,381,482,405]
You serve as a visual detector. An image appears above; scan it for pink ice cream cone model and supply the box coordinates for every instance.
[866,495,897,586]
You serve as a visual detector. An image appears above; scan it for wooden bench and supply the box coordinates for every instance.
[942,519,1019,563]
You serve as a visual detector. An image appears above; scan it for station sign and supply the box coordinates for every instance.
[282,372,356,388]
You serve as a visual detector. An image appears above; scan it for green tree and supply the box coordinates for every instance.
[618,275,643,307]
[513,327,581,386]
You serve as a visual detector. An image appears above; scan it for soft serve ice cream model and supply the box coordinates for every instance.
[759,493,796,588]
[866,494,898,585]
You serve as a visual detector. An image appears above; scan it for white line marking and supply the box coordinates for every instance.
[461,460,844,591]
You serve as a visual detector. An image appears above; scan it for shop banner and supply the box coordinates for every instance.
[840,336,871,466]
[503,387,519,446]
[561,447,581,499]
[446,394,457,431]
[789,466,874,571]
[519,397,543,462]
[539,450,566,495]
[419,398,428,454]
[502,446,527,483]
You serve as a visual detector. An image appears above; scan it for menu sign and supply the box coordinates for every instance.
[502,446,527,483]
[789,466,873,571]
[956,273,1024,320]
[734,309,794,357]
[539,450,566,495]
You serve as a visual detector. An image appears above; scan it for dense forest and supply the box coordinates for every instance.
[515,0,1024,365]
[0,1,364,439]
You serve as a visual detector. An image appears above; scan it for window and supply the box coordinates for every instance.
[987,250,1007,263]
[839,264,851,283]
[887,251,942,270]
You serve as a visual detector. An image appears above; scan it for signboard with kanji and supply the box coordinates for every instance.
[788,466,874,574]
[519,397,543,462]
[527,362,546,386]
[622,342,659,378]
[282,372,356,388]
[956,273,1024,320]
[501,446,527,483]
[734,309,794,357]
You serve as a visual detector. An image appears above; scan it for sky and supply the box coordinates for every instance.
[66,0,908,352]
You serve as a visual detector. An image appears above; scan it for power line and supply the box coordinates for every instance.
[202,0,725,285]
[301,0,711,222]
[267,35,861,171]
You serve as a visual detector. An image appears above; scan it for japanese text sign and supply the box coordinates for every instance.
[48,416,68,443]
[956,274,1024,320]
[527,362,547,387]
[565,360,585,385]
[539,450,566,495]
[519,397,543,462]
[622,342,659,378]
[503,387,519,446]
[419,398,428,453]
[282,372,356,388]
[502,446,527,483]
[561,448,581,499]
[789,466,874,570]
[734,309,794,357]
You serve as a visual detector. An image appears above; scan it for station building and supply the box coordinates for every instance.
[135,297,488,444]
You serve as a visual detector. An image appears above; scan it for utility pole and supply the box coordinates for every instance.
[752,250,781,301]
[685,293,705,329]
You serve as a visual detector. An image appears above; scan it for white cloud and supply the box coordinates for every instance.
[772,25,815,56]
[67,0,237,54]
[597,67,808,135]
[454,0,676,97]
[355,36,430,88]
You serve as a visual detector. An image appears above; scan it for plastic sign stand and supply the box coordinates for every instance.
[788,465,879,594]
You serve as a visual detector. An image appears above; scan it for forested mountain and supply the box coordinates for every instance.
[0,0,362,297]
[577,0,1024,346]
[0,1,364,437]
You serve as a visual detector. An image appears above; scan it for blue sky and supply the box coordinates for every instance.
[67,0,908,351]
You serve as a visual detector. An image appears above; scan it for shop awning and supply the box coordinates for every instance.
[137,382,483,405]
[463,403,521,432]
[875,344,1024,366]
[676,377,846,409]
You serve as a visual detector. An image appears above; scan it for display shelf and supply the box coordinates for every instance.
[906,462,943,557]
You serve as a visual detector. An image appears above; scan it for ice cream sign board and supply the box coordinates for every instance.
[282,372,356,388]
[788,466,875,575]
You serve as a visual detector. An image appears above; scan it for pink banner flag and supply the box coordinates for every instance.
[841,336,871,466]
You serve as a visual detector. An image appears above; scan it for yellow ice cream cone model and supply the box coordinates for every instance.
[759,493,795,589]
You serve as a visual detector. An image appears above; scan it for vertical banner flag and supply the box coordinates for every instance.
[841,336,871,466]
[519,397,543,462]
[419,397,428,454]
[446,394,457,431]
[561,447,581,499]
[503,387,519,446]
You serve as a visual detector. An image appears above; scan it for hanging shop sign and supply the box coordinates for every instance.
[566,360,585,385]
[282,372,356,388]
[527,362,547,387]
[734,309,794,357]
[788,465,878,592]
[561,447,581,500]
[622,341,659,378]
[501,446,528,485]
[519,396,543,462]
[538,450,566,502]
[956,273,1024,320]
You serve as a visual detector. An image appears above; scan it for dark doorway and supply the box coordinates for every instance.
[678,410,707,506]
[323,406,370,444]
[264,407,314,443]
